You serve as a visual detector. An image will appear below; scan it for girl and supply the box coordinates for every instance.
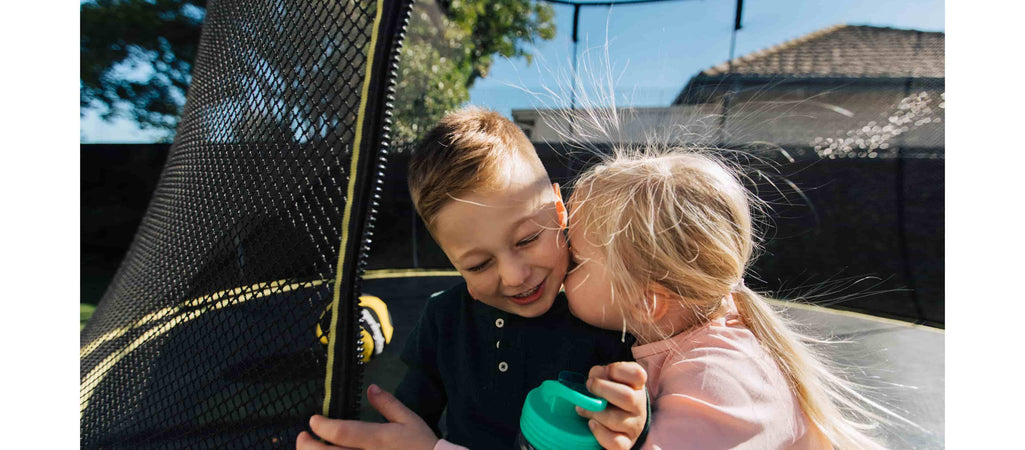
[565,150,891,449]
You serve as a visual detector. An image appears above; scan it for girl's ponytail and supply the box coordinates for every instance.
[732,285,896,449]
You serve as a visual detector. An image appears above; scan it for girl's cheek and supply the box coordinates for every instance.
[565,272,581,295]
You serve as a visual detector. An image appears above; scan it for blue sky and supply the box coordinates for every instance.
[469,0,945,116]
[80,0,944,143]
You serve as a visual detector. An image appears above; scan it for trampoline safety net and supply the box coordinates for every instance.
[79,0,413,447]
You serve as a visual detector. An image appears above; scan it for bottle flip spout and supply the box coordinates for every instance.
[518,371,607,450]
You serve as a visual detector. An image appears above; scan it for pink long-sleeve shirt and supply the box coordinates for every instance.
[632,305,831,450]
[436,303,832,450]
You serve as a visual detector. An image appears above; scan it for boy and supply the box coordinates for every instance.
[298,107,647,450]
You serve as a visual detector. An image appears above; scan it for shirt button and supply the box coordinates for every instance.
[496,340,501,349]
[498,361,509,372]
[495,318,504,328]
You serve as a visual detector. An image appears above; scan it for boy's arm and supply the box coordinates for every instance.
[298,385,439,450]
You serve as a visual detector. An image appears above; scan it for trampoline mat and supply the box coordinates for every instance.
[358,275,944,448]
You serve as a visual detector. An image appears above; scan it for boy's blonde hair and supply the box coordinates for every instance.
[408,106,544,227]
[571,149,896,449]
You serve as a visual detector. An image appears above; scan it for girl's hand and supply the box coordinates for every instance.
[296,384,439,450]
[576,362,648,450]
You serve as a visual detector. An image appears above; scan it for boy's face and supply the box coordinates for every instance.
[563,207,623,332]
[432,168,569,318]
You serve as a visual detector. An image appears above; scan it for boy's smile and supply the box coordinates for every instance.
[432,173,569,318]
[507,279,545,305]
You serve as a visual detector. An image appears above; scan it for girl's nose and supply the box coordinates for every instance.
[499,255,531,289]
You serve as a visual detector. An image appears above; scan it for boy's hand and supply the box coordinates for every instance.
[297,384,439,450]
[576,362,648,450]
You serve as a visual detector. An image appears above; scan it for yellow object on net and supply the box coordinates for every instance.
[316,294,393,363]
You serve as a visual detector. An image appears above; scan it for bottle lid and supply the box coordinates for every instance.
[519,371,607,450]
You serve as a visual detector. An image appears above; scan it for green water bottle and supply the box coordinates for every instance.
[517,371,608,450]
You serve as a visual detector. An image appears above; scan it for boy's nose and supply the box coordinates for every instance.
[499,257,531,290]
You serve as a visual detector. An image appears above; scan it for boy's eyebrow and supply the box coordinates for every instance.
[517,198,561,229]
[453,246,487,264]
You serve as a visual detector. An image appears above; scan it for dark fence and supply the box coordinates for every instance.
[81,144,171,307]
[82,143,943,325]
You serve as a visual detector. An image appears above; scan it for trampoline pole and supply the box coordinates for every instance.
[719,0,742,147]
[571,4,580,111]
[729,0,743,69]
[569,4,580,136]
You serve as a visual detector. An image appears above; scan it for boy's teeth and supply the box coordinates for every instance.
[513,283,540,298]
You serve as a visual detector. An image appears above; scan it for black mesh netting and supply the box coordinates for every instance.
[80,0,412,447]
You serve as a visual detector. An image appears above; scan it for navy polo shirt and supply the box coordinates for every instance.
[394,282,635,449]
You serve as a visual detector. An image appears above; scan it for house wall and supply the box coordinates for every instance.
[515,78,944,157]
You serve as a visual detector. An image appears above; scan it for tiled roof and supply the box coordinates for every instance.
[700,24,944,78]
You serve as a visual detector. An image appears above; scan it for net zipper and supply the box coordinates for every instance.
[345,0,416,417]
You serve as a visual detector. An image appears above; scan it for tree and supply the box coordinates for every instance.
[80,0,556,144]
[392,0,555,144]
[80,0,205,137]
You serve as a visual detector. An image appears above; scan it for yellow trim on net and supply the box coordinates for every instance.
[80,267,459,415]
[80,279,323,417]
[82,268,457,361]
[80,279,326,361]
[362,268,461,279]
[323,0,386,417]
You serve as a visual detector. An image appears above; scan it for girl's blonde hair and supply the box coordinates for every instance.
[571,149,895,449]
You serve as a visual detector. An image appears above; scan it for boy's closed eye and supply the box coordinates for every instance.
[463,229,544,273]
[517,229,543,247]
[466,259,491,272]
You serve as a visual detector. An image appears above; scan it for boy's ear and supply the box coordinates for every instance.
[552,183,567,230]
